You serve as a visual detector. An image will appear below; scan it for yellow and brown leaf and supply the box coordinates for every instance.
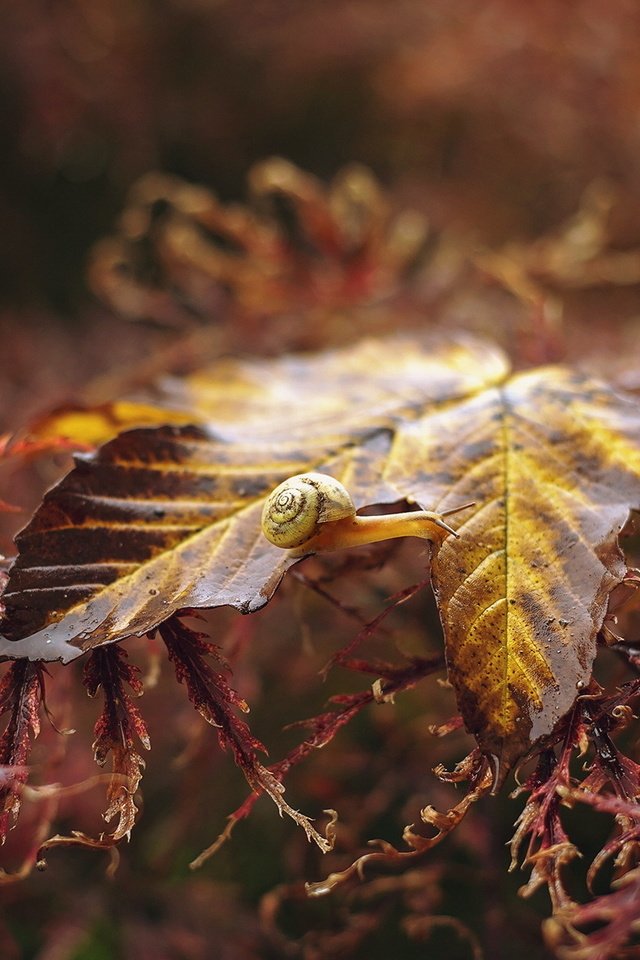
[1,334,639,772]
[406,369,640,769]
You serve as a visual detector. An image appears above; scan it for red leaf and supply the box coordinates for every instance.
[509,702,586,907]
[0,662,43,842]
[545,867,640,960]
[160,616,334,855]
[83,645,150,841]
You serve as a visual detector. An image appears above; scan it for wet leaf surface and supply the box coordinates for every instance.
[424,368,640,770]
[0,333,506,658]
[1,334,640,773]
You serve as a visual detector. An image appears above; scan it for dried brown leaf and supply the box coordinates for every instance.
[1,335,640,777]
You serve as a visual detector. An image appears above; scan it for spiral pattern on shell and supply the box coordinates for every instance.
[261,473,355,549]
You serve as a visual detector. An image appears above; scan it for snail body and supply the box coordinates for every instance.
[261,473,471,556]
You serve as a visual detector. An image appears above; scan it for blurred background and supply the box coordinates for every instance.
[4,0,640,315]
[2,0,640,426]
[2,2,640,958]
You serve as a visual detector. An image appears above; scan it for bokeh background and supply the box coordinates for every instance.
[3,0,640,426]
[5,0,640,314]
[2,2,640,958]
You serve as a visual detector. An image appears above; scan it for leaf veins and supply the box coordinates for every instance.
[1,335,639,773]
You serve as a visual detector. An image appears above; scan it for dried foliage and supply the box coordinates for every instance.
[83,645,149,841]
[509,677,640,959]
[160,615,334,853]
[0,153,640,960]
[2,336,639,789]
[89,160,429,329]
[0,662,43,843]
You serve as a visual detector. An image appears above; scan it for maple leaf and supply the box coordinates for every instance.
[0,333,639,784]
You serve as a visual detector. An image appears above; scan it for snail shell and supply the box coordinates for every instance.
[261,473,355,548]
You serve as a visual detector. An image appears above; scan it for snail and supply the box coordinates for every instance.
[261,472,472,556]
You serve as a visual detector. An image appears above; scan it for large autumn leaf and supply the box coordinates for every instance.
[1,334,640,772]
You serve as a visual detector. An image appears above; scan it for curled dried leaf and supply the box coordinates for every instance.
[83,646,150,841]
[89,160,430,328]
[0,662,43,843]
[160,616,334,854]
